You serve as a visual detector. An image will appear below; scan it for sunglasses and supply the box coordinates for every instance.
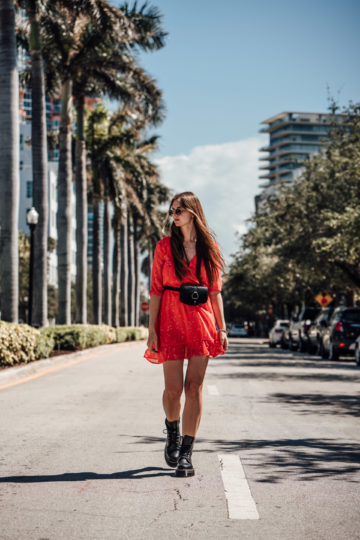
[169,207,186,216]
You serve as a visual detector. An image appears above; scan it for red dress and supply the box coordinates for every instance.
[144,236,225,364]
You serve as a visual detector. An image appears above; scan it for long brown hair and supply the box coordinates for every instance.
[163,191,225,284]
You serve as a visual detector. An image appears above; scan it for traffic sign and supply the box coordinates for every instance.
[315,292,333,307]
[141,301,149,312]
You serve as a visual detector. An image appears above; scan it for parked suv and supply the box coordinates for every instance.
[288,307,320,352]
[308,307,334,355]
[321,307,360,360]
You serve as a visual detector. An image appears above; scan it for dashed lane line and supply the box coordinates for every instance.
[218,454,259,520]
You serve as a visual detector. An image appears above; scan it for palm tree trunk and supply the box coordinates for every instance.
[103,195,111,325]
[0,0,19,322]
[57,79,73,324]
[127,212,135,326]
[92,196,102,324]
[75,98,87,323]
[112,211,121,327]
[120,207,128,326]
[30,15,48,327]
[133,212,140,326]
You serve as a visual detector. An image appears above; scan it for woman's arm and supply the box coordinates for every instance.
[147,294,162,352]
[210,291,228,351]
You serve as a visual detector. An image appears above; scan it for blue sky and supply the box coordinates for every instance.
[137,0,360,157]
[120,0,360,258]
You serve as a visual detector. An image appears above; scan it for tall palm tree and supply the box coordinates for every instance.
[0,0,20,322]
[40,1,166,324]
[36,0,128,324]
[17,0,49,327]
[16,0,128,324]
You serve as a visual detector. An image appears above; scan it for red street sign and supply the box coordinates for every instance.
[141,302,149,312]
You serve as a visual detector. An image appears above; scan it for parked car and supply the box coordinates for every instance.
[307,307,334,355]
[288,307,321,352]
[321,307,360,361]
[354,335,360,365]
[228,323,248,337]
[268,320,289,348]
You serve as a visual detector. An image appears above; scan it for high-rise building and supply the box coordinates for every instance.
[258,111,344,202]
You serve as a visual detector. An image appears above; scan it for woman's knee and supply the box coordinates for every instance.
[164,386,183,402]
[184,379,203,400]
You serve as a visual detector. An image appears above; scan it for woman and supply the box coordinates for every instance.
[145,192,228,478]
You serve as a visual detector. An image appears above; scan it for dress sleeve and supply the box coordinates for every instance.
[209,265,222,293]
[150,240,165,296]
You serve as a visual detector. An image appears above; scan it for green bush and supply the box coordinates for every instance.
[35,327,56,359]
[0,323,148,367]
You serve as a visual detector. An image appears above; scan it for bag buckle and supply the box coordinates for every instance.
[191,290,199,301]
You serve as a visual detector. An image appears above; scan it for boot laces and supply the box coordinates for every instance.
[163,426,180,446]
[180,443,192,461]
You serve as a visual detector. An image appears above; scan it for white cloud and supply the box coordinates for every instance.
[156,136,266,262]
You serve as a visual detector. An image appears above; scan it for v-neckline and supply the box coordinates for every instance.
[184,253,196,265]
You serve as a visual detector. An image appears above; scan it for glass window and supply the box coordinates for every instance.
[26,181,32,198]
[342,310,360,323]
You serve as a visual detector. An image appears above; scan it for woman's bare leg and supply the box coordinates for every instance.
[162,360,184,421]
[182,355,209,437]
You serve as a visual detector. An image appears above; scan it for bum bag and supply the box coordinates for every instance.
[163,284,209,306]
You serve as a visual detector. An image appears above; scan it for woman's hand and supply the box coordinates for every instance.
[219,330,228,351]
[147,329,159,352]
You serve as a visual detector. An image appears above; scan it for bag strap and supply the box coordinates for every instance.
[163,286,180,292]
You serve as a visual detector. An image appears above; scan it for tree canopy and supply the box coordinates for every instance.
[224,102,360,321]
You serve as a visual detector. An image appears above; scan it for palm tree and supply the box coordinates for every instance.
[17,0,48,327]
[36,0,128,324]
[0,0,20,322]
[113,131,167,326]
[40,1,166,324]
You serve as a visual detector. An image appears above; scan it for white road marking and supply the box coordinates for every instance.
[218,454,259,520]
[207,384,219,395]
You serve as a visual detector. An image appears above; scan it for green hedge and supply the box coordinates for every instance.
[0,323,148,367]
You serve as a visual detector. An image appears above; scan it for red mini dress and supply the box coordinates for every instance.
[144,236,225,364]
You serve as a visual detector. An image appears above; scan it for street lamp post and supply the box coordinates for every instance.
[26,207,39,326]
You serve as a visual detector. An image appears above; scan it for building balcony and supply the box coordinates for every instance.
[260,139,326,153]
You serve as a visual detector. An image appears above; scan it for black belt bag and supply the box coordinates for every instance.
[164,284,209,306]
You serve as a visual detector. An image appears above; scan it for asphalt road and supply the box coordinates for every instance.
[0,338,359,540]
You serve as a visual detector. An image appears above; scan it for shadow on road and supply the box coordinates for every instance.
[215,370,360,383]
[0,466,173,484]
[263,392,360,417]
[128,434,360,484]
[219,340,359,370]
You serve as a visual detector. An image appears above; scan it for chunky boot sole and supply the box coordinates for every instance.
[175,467,195,477]
[164,448,178,468]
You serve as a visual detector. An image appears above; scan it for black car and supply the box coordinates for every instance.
[288,306,321,352]
[322,307,360,360]
[307,307,334,355]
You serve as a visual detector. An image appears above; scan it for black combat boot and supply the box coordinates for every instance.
[164,418,181,468]
[175,435,195,477]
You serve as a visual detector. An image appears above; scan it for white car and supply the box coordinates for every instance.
[228,323,248,337]
[269,320,290,347]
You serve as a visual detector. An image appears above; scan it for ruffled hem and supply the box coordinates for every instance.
[144,339,225,364]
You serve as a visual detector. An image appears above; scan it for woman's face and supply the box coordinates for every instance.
[170,199,193,228]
